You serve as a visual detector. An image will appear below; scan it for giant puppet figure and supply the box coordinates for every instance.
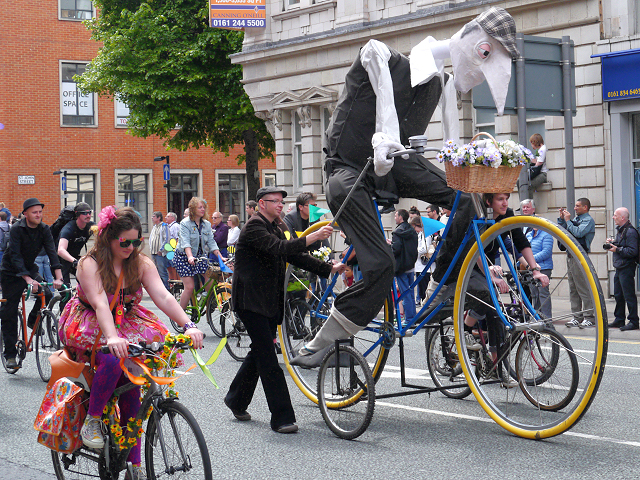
[291,7,518,367]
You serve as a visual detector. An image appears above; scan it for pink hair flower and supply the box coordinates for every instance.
[97,205,117,231]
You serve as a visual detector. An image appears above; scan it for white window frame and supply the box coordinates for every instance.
[58,0,95,21]
[262,169,277,187]
[60,61,98,128]
[59,169,101,213]
[115,96,130,128]
[114,169,153,234]
[215,169,248,221]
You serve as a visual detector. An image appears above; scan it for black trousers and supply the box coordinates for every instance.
[325,155,475,327]
[224,308,295,429]
[1,272,52,359]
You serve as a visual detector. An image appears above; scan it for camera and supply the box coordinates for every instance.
[603,243,613,250]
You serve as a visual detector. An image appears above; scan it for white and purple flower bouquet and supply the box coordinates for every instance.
[437,138,534,168]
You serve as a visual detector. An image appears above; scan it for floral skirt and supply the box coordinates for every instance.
[59,296,169,359]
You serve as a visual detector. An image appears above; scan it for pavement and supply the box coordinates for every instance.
[542,294,640,341]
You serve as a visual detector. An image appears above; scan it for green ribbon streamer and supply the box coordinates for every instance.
[189,337,227,389]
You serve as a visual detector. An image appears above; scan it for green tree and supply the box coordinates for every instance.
[78,0,274,200]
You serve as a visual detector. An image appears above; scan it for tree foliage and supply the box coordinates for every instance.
[78,0,273,197]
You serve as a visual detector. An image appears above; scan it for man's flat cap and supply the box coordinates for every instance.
[256,186,288,201]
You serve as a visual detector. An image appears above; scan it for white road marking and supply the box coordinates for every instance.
[376,401,640,447]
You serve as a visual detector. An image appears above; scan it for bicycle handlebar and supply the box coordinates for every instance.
[100,336,206,357]
[26,282,73,301]
[387,146,442,158]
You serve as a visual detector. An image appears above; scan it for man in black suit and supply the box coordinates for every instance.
[224,186,345,433]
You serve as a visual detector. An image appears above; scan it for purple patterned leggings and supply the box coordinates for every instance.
[88,352,141,464]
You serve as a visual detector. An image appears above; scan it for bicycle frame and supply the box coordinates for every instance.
[304,188,544,384]
[186,260,232,320]
[72,351,193,478]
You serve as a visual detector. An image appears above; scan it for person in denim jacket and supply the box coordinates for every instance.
[173,197,221,310]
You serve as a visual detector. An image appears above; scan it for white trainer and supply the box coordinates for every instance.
[81,415,104,449]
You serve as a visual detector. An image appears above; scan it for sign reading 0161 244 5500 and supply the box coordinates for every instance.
[209,0,266,31]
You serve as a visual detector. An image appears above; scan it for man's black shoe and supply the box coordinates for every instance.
[608,320,625,329]
[620,323,639,331]
[273,423,298,434]
[223,398,251,421]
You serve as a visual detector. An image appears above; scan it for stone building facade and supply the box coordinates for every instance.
[232,0,640,295]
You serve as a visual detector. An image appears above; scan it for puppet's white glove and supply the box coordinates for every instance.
[372,133,405,177]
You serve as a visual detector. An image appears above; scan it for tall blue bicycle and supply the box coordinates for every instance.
[278,135,607,440]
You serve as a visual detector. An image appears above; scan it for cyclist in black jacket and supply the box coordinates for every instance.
[0,198,63,368]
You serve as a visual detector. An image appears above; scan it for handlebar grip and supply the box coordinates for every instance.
[387,148,415,158]
[100,346,111,354]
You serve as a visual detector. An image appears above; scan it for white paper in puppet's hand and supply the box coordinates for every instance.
[372,132,406,176]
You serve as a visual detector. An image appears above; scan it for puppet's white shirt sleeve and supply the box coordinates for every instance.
[360,40,401,144]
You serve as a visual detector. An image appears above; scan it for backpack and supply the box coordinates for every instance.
[50,206,76,245]
[0,223,9,251]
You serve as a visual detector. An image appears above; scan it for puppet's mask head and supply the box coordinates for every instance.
[450,7,518,115]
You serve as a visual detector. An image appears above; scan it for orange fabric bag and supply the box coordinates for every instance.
[34,378,87,453]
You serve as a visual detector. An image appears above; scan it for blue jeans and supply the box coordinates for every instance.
[396,272,416,321]
[152,254,170,290]
[35,254,54,293]
[613,264,638,325]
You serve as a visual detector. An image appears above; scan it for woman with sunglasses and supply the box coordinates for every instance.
[58,206,204,480]
[174,197,222,310]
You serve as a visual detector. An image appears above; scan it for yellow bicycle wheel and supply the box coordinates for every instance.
[453,215,607,439]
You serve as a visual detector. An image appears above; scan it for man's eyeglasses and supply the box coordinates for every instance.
[119,238,143,248]
[78,211,92,216]
[262,199,285,206]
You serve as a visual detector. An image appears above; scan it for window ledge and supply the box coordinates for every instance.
[273,1,337,22]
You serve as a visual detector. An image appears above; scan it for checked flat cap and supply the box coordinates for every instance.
[476,7,519,59]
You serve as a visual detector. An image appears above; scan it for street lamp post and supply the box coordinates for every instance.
[153,156,170,214]
[53,169,68,207]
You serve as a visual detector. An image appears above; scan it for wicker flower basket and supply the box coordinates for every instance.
[444,132,523,193]
[445,163,523,193]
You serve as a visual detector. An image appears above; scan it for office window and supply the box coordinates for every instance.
[219,174,246,221]
[61,62,95,126]
[65,174,96,208]
[60,0,93,20]
[170,174,199,217]
[293,111,303,190]
[118,174,149,231]
[115,97,129,127]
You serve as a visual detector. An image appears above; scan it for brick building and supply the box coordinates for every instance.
[0,2,276,234]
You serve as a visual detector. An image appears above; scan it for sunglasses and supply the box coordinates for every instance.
[77,211,92,216]
[119,237,143,248]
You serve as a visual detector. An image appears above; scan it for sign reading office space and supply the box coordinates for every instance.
[209,0,266,30]
[61,81,93,115]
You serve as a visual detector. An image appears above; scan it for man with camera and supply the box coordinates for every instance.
[559,198,596,328]
[605,207,639,331]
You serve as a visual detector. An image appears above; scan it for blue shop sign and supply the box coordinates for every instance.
[592,48,640,102]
